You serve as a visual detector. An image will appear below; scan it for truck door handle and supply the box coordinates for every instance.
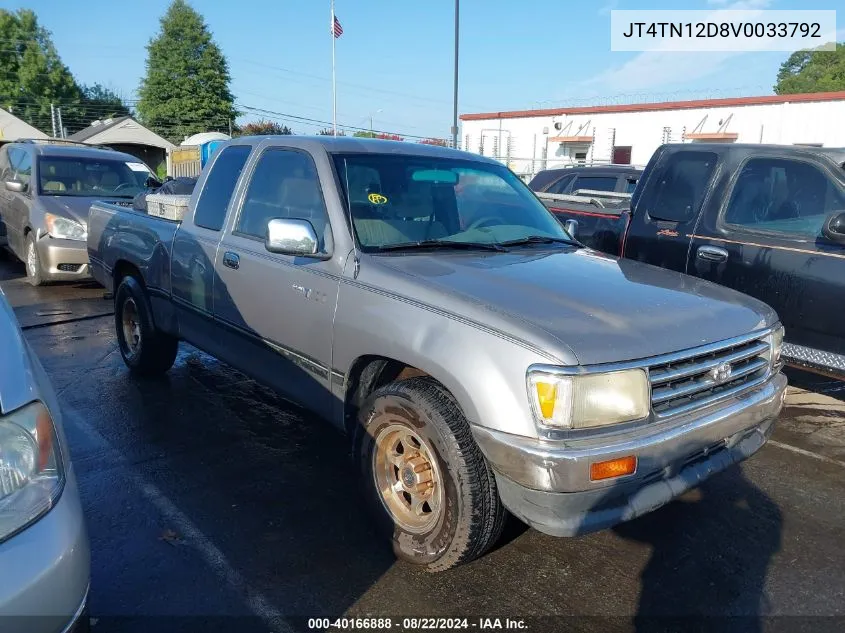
[222,251,240,270]
[696,245,728,263]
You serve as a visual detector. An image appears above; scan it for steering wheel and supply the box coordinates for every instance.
[113,183,135,193]
[467,216,504,230]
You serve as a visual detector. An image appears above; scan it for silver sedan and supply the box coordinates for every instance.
[0,286,90,632]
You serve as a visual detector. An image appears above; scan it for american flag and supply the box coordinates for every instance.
[332,16,343,38]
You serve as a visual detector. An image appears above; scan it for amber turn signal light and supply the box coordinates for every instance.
[590,455,637,481]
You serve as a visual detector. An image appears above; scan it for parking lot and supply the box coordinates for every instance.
[2,254,844,632]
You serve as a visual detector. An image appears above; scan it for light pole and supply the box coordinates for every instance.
[369,109,383,133]
[451,0,459,149]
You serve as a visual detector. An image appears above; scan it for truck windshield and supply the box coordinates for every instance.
[37,156,152,198]
[333,153,571,251]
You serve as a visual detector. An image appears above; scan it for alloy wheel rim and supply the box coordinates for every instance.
[121,297,142,356]
[373,423,443,533]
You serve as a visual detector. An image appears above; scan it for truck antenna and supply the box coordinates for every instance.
[343,157,361,279]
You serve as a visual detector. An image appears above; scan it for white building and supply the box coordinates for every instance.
[459,91,845,179]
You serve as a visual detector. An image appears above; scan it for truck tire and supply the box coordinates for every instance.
[354,376,506,572]
[25,233,45,286]
[114,275,178,376]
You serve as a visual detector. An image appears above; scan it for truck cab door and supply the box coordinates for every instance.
[171,144,252,350]
[624,149,719,273]
[213,147,340,419]
[687,154,845,364]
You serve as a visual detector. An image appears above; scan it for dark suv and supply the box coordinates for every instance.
[528,165,642,196]
[0,141,155,285]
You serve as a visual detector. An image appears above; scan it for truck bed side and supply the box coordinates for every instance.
[539,195,630,256]
[87,201,179,296]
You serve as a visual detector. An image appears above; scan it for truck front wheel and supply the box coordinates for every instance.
[354,376,506,571]
[114,275,178,376]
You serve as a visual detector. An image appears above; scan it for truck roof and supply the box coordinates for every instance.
[663,142,845,164]
[8,141,144,163]
[227,135,502,163]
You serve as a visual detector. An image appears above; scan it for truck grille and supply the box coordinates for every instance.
[648,333,771,418]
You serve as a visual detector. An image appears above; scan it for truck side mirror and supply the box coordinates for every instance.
[822,211,845,245]
[4,180,26,193]
[265,218,320,256]
[144,176,162,189]
[563,218,578,238]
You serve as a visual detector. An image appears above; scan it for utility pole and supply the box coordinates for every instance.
[228,118,232,137]
[56,108,64,138]
[451,0,460,149]
[50,103,57,137]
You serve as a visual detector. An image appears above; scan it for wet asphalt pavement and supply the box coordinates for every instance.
[1,254,844,633]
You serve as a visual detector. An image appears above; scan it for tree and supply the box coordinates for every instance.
[352,131,403,141]
[0,9,82,134]
[235,119,292,136]
[138,0,237,142]
[774,43,845,94]
[80,84,131,121]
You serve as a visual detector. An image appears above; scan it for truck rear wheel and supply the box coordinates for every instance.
[354,376,506,572]
[114,275,178,376]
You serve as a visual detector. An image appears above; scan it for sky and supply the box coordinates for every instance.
[2,0,842,139]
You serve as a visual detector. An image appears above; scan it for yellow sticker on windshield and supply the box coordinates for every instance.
[368,193,388,205]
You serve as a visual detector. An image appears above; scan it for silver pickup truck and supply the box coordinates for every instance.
[88,137,787,571]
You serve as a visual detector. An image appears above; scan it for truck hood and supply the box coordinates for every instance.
[39,195,130,228]
[374,248,777,365]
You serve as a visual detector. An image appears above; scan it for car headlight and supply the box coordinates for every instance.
[769,324,785,367]
[0,401,65,543]
[527,368,650,429]
[44,213,87,241]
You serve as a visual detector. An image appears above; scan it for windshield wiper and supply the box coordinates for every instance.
[377,239,507,252]
[497,235,583,248]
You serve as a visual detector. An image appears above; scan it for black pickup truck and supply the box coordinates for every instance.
[552,143,845,378]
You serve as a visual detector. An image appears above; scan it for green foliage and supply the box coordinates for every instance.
[352,130,377,138]
[235,119,292,136]
[774,43,845,94]
[0,9,82,134]
[138,0,237,143]
[81,83,131,121]
[351,131,403,140]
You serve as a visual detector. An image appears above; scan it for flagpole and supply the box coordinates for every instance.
[331,0,337,136]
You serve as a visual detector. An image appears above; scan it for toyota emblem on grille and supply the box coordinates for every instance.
[710,362,733,384]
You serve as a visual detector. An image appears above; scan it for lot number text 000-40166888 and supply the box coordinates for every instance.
[307,617,529,630]
[609,9,836,52]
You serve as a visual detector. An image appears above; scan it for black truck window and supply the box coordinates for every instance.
[545,174,575,194]
[724,157,845,238]
[235,149,328,240]
[193,145,252,231]
[642,151,717,223]
[571,175,618,193]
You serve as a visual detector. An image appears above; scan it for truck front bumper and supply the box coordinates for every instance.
[472,372,787,537]
[36,236,91,281]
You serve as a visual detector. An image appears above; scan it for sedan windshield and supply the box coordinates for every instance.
[332,153,572,251]
[38,156,153,198]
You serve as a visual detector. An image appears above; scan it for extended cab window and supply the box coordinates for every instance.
[723,157,845,239]
[194,145,251,231]
[235,149,328,241]
[8,147,32,186]
[642,151,717,223]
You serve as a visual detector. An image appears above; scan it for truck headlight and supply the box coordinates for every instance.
[769,324,784,366]
[0,402,65,543]
[527,368,650,429]
[45,213,87,241]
